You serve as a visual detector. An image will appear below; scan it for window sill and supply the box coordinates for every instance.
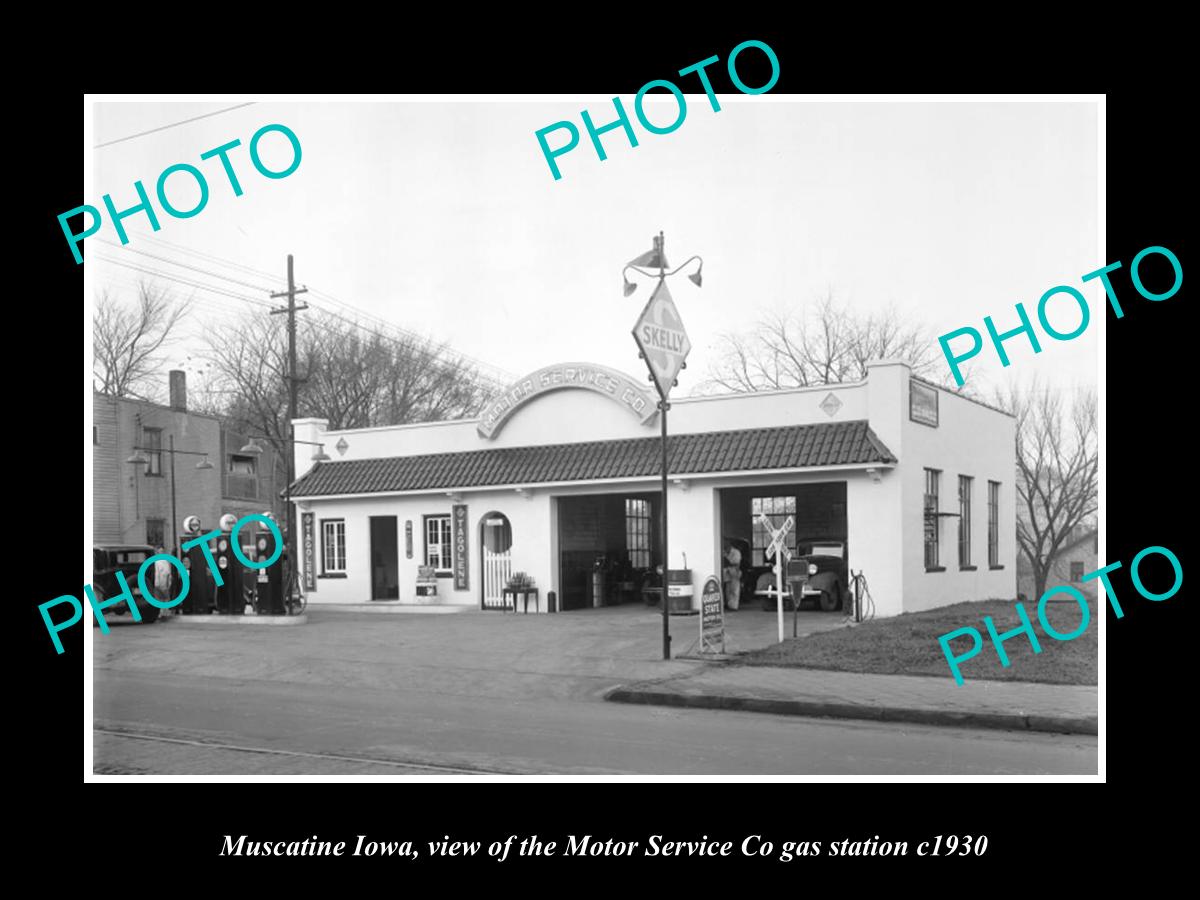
[959,565,978,572]
[989,565,1005,571]
[925,566,946,573]
[318,572,347,579]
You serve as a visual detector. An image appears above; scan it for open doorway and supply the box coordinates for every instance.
[480,512,513,610]
[718,482,848,612]
[557,492,660,610]
[369,516,399,600]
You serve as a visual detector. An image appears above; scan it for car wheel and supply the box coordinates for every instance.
[819,587,839,612]
[141,605,161,624]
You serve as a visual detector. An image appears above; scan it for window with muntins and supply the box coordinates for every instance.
[322,519,346,573]
[425,515,452,572]
[958,475,973,567]
[751,496,797,566]
[143,427,163,476]
[625,498,651,568]
[924,468,941,569]
[988,480,1001,568]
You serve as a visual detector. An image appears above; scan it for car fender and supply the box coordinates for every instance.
[807,572,839,593]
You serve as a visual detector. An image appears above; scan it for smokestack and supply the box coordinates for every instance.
[169,370,187,412]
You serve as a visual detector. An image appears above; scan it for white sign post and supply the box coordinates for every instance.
[756,513,794,643]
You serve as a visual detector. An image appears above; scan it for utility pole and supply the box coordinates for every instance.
[270,254,308,599]
[169,433,179,558]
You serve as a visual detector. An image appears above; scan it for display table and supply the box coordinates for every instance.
[502,587,539,614]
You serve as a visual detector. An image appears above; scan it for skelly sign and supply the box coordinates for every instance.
[476,362,657,439]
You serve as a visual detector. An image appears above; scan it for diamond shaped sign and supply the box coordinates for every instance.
[820,392,843,417]
[632,279,691,398]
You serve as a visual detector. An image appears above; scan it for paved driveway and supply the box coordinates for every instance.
[92,607,1095,775]
[93,605,847,704]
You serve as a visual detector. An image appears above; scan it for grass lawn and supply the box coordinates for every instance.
[737,598,1098,685]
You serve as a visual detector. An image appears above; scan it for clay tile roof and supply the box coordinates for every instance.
[290,420,897,498]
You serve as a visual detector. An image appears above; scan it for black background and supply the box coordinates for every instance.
[19,21,1187,885]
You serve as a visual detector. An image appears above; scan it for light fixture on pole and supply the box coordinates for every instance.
[195,455,214,470]
[126,451,149,467]
[240,439,265,456]
[311,443,331,462]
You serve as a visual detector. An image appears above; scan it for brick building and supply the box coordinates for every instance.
[91,371,283,552]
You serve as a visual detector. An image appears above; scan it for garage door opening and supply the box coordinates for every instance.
[557,492,661,611]
[717,482,848,612]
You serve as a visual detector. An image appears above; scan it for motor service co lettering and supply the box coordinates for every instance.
[453,505,469,591]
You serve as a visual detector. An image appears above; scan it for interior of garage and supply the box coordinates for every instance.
[557,492,661,611]
[718,482,848,610]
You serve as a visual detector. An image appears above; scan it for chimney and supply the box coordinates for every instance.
[169,370,187,412]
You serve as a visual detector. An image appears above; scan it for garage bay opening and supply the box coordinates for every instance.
[718,482,848,613]
[557,493,661,611]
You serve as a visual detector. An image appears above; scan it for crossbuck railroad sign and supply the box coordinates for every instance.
[756,513,794,644]
[756,514,793,568]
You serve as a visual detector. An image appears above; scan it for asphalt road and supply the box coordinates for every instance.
[92,608,1097,775]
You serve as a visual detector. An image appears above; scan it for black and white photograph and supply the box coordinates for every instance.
[79,93,1107,779]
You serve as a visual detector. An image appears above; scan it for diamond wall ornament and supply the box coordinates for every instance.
[335,438,349,456]
[820,393,843,417]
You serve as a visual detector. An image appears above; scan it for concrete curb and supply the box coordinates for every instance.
[307,603,468,614]
[166,614,309,626]
[604,687,1097,736]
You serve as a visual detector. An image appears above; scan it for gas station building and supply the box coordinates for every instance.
[287,359,1016,617]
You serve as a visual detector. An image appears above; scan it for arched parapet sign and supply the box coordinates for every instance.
[477,362,658,439]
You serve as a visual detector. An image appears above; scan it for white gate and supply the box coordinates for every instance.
[481,513,513,610]
[482,548,512,610]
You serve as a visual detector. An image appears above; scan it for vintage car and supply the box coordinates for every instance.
[797,539,849,612]
[746,538,849,613]
[91,544,162,623]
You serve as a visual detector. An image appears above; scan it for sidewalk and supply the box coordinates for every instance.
[606,665,1098,735]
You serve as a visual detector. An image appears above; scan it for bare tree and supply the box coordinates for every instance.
[994,378,1098,600]
[699,292,970,393]
[203,309,495,450]
[204,313,292,456]
[92,281,191,399]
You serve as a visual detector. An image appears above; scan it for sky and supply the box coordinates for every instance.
[89,97,1100,400]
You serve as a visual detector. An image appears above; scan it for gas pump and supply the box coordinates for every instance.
[214,513,244,615]
[180,514,212,615]
[256,512,283,615]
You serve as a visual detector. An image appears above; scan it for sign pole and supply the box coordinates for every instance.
[628,230,699,662]
[657,234,670,661]
[757,513,793,644]
[659,387,670,660]
[775,554,784,644]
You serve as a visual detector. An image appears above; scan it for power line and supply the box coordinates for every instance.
[131,231,285,283]
[94,102,256,150]
[94,256,276,309]
[108,236,516,386]
[298,299,508,390]
[303,288,516,385]
[96,239,277,292]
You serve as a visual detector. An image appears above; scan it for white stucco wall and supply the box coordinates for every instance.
[297,489,555,608]
[291,360,1015,618]
[291,377,869,480]
[897,376,1017,611]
